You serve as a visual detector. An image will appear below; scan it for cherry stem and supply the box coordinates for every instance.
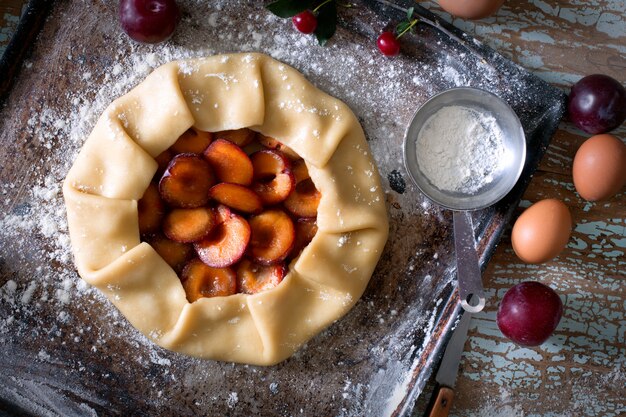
[313,0,333,13]
[397,18,420,38]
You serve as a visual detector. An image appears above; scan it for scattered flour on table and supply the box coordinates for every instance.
[227,392,238,408]
[269,382,279,395]
[0,0,530,415]
[375,298,443,417]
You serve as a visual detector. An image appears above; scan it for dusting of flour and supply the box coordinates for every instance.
[416,105,505,194]
[0,0,527,416]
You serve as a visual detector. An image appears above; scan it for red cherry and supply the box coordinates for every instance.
[292,10,317,34]
[377,31,400,56]
[119,0,180,44]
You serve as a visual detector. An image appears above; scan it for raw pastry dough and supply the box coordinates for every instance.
[63,53,389,365]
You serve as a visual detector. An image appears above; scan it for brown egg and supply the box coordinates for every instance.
[573,134,626,201]
[438,0,505,19]
[511,199,572,264]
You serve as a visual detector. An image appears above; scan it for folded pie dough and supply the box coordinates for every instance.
[63,53,389,365]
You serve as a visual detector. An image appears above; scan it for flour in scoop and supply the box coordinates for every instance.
[416,105,505,193]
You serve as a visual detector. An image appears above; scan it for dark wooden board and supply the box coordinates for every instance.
[0,0,53,105]
[0,1,565,416]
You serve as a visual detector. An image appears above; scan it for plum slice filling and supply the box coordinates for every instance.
[138,128,321,302]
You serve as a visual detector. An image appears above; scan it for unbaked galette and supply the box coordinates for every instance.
[63,53,388,365]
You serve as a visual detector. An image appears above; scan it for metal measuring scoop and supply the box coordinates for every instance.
[403,88,526,313]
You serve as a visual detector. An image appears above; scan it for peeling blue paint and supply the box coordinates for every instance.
[506,348,543,361]
[520,30,557,44]
[597,12,626,37]
[569,237,587,250]
[575,221,626,239]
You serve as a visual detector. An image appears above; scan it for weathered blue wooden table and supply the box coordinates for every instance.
[417,1,625,415]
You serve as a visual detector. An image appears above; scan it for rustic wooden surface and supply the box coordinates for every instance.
[1,1,624,416]
[415,1,626,416]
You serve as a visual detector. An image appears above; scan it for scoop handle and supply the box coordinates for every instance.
[453,211,486,313]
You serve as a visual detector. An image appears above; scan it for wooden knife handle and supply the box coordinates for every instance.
[427,386,455,417]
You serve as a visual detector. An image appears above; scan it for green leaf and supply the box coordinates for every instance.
[314,1,337,46]
[406,6,414,20]
[396,21,410,34]
[266,0,315,18]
